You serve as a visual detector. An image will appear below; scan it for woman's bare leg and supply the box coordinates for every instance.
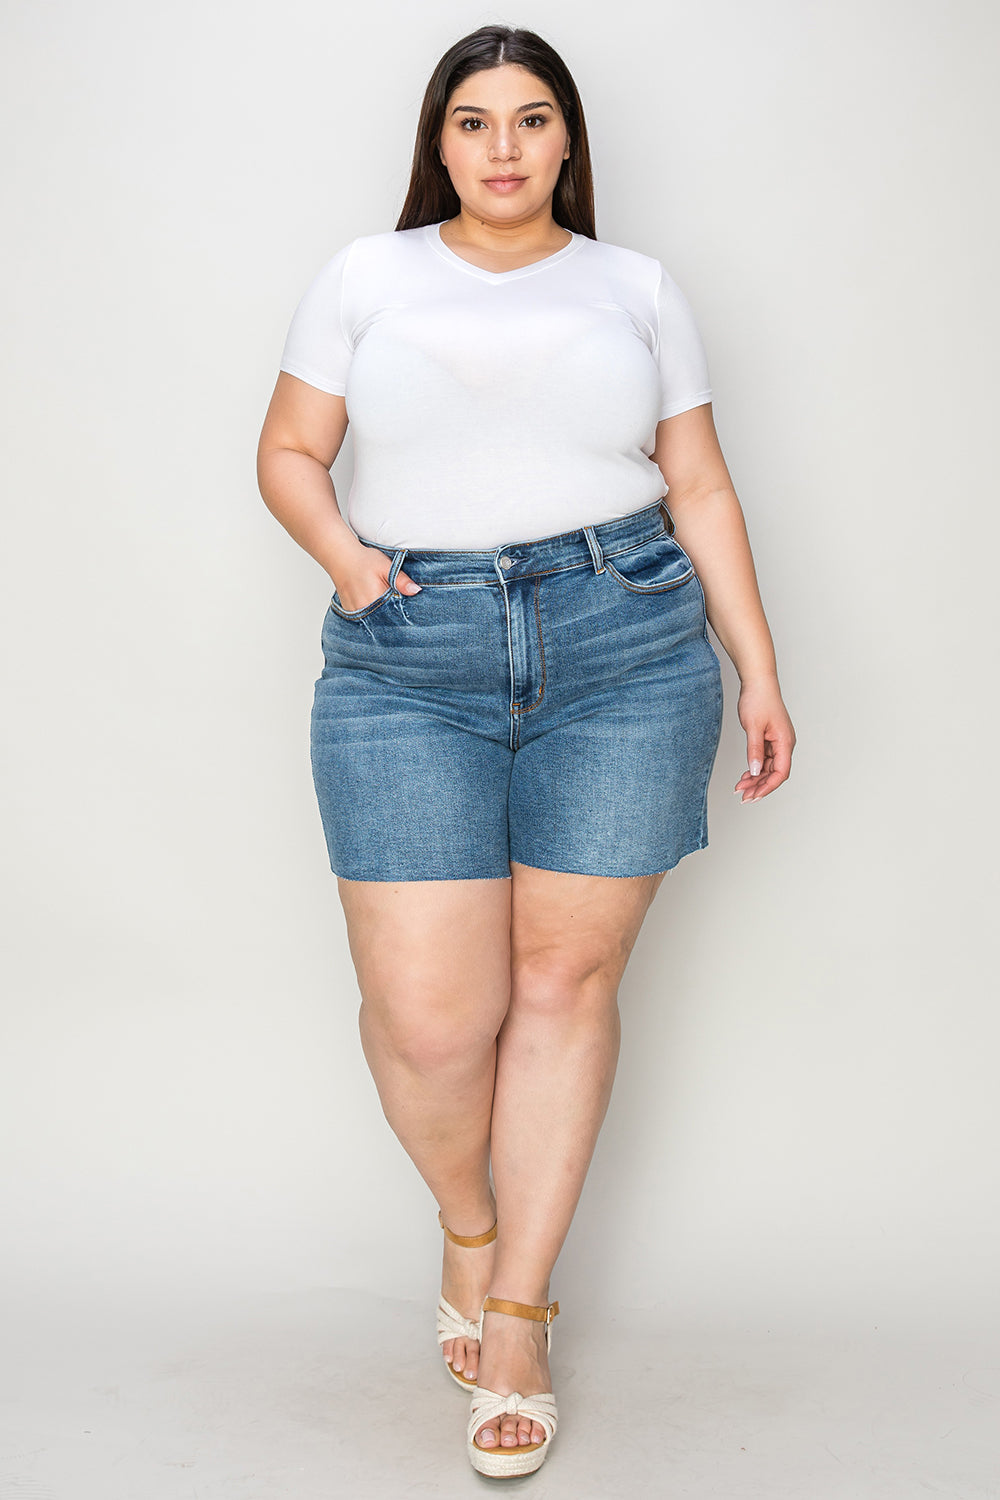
[336,874,512,1380]
[471,859,666,1452]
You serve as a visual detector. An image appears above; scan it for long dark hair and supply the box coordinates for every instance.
[395,25,596,239]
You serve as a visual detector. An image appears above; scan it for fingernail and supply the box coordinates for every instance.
[749,760,762,777]
[408,583,422,592]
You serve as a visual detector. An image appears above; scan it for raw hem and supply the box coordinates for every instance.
[332,867,513,883]
[507,838,710,880]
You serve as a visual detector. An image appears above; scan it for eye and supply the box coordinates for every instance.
[456,114,549,132]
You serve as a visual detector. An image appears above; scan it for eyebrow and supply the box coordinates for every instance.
[450,100,554,115]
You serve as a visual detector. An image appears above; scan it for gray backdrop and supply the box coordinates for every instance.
[2,0,997,1344]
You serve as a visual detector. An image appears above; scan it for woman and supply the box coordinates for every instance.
[257,24,794,1479]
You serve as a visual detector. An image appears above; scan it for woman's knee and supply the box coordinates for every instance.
[507,951,622,1024]
[506,865,660,1024]
[359,980,505,1075]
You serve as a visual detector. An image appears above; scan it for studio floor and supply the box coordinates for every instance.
[1,1285,996,1499]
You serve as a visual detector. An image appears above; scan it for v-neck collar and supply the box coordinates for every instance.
[426,221,582,284]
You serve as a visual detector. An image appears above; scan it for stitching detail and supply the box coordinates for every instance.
[602,528,675,562]
[328,587,394,620]
[412,559,595,587]
[603,556,695,594]
[416,579,504,589]
[502,582,517,751]
[354,503,669,585]
[601,533,695,593]
[511,577,547,713]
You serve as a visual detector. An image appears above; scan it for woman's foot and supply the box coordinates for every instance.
[472,1306,551,1449]
[439,1216,496,1382]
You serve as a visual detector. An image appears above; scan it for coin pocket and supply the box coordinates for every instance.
[602,531,695,594]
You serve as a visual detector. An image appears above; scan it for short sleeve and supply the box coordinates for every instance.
[278,241,355,395]
[654,264,712,420]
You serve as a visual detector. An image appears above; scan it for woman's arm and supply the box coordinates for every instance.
[651,403,795,801]
[256,372,421,610]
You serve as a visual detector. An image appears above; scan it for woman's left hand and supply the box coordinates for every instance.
[734,677,796,802]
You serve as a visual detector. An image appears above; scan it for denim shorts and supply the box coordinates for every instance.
[310,498,723,881]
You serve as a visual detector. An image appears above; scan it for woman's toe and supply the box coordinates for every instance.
[499,1415,521,1447]
[451,1337,466,1374]
[476,1419,499,1448]
[462,1341,479,1380]
[442,1337,455,1368]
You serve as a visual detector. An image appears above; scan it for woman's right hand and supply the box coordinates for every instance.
[331,544,422,613]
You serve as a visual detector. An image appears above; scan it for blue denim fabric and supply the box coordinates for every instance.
[311,499,723,880]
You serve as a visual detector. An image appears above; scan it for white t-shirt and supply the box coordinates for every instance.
[279,220,713,549]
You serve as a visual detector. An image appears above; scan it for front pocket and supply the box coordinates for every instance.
[603,531,695,593]
[328,585,395,620]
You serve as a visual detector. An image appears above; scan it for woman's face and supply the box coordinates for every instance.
[438,65,571,226]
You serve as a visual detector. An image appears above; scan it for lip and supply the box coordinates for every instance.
[483,175,527,192]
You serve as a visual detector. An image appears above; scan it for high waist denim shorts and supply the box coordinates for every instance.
[310,498,723,881]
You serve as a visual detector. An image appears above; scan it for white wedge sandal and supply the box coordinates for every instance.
[436,1210,498,1389]
[467,1295,560,1477]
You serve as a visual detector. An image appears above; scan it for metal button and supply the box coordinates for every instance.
[499,555,513,569]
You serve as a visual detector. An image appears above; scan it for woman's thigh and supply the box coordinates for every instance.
[337,862,664,1025]
[508,860,666,997]
[336,875,513,1041]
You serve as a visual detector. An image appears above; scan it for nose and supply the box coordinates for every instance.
[489,126,521,161]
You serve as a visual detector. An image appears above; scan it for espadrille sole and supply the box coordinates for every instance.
[469,1435,550,1477]
[466,1298,560,1477]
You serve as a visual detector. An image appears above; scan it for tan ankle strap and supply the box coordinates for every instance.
[482,1295,560,1325]
[438,1210,498,1249]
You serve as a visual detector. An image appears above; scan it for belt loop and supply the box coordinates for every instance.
[582,524,605,574]
[659,497,676,536]
[387,547,408,589]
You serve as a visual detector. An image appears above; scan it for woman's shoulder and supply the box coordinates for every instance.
[584,233,671,280]
[334,223,431,266]
[300,225,429,286]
